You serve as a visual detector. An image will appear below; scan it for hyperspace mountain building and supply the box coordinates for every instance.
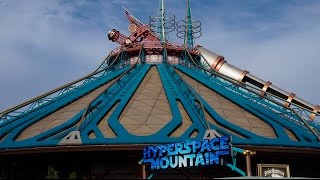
[0,0,319,179]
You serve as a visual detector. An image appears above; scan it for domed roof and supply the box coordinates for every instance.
[0,4,319,154]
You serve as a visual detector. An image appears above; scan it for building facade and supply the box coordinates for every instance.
[0,1,319,179]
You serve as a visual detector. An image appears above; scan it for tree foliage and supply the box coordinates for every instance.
[46,165,59,179]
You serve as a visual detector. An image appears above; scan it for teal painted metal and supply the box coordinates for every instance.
[232,147,245,154]
[195,53,320,131]
[95,50,119,72]
[80,48,208,144]
[174,51,320,148]
[224,147,246,176]
[149,0,175,43]
[0,47,319,149]
[0,50,127,125]
[0,50,131,149]
[176,0,202,49]
[224,161,246,176]
[147,173,155,179]
[185,0,194,49]
[78,50,137,131]
[159,0,165,43]
[0,68,128,148]
[0,47,208,148]
[180,50,320,135]
[162,48,208,130]
[177,64,318,142]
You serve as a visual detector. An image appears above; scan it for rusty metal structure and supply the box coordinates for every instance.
[0,0,319,179]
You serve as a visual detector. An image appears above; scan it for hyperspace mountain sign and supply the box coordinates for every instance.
[142,136,232,170]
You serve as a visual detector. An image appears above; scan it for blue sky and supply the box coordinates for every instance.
[0,0,319,111]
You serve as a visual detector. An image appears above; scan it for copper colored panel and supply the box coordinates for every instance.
[260,81,272,96]
[211,56,225,70]
[238,70,249,82]
[215,60,227,71]
[284,93,296,108]
[128,24,137,33]
[309,105,320,121]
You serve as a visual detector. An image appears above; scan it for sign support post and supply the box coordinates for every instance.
[243,150,256,176]
[141,164,146,179]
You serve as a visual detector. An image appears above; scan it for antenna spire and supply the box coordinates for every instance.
[176,0,202,49]
[149,0,175,44]
[185,0,193,49]
[161,0,166,43]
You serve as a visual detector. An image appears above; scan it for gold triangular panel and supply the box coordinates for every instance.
[97,102,118,138]
[284,128,298,141]
[169,102,193,137]
[120,66,172,136]
[176,70,277,138]
[16,80,116,141]
[131,126,155,135]
[146,116,168,125]
[205,111,246,138]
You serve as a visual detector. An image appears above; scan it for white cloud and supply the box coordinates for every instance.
[196,0,320,106]
[0,0,319,112]
[0,0,116,110]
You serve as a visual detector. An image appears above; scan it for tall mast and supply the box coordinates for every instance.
[161,0,166,43]
[158,0,166,42]
[150,0,175,43]
[176,0,201,49]
[185,0,194,49]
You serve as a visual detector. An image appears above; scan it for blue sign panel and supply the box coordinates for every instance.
[142,136,232,170]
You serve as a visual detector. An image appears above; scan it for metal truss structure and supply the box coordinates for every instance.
[0,0,319,178]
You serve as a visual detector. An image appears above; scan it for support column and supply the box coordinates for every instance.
[141,164,146,179]
[246,153,252,176]
[243,150,256,177]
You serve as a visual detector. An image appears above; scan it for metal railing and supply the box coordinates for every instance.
[179,50,320,139]
[162,47,209,130]
[0,48,127,125]
[77,46,146,130]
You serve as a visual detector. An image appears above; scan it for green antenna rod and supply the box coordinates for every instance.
[185,0,193,49]
[161,0,166,43]
[150,0,175,43]
[176,0,202,49]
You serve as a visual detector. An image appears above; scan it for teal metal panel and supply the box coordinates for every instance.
[0,48,319,149]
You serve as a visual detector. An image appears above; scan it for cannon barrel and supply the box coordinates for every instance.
[196,45,319,118]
